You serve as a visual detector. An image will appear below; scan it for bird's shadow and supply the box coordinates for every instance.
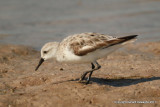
[70,76,160,87]
[91,76,160,87]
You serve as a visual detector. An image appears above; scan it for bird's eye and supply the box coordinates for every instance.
[43,51,48,54]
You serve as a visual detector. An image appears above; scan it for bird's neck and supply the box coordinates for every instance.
[51,42,60,59]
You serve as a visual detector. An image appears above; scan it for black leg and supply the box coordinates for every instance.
[79,63,95,81]
[79,61,101,84]
[91,63,95,69]
[86,71,93,84]
[80,71,91,81]
[95,61,101,69]
[86,61,101,84]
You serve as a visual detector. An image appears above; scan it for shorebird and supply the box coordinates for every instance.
[35,32,138,84]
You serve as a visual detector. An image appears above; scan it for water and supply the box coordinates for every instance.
[0,0,160,49]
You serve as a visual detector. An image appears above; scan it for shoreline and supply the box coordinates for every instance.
[1,33,160,50]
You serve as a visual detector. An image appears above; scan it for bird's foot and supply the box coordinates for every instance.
[78,78,86,83]
[78,79,91,84]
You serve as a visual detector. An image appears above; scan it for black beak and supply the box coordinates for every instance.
[35,58,44,71]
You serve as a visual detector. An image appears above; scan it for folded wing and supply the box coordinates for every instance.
[69,33,137,56]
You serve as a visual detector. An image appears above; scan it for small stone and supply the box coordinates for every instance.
[60,68,64,71]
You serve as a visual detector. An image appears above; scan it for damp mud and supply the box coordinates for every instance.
[0,42,160,107]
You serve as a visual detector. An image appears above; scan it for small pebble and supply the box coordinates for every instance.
[60,68,64,71]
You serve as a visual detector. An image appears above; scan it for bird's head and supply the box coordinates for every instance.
[35,42,59,71]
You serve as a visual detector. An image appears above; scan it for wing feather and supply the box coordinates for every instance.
[68,33,116,56]
[68,33,137,56]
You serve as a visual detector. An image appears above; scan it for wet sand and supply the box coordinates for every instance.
[0,42,160,107]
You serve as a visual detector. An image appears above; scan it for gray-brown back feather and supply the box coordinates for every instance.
[69,33,137,56]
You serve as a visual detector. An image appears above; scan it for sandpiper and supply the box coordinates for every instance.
[35,32,138,84]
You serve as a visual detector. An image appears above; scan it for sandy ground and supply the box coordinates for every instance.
[0,42,160,107]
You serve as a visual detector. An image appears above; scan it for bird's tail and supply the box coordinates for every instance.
[106,35,138,47]
[117,35,138,45]
[118,35,138,41]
